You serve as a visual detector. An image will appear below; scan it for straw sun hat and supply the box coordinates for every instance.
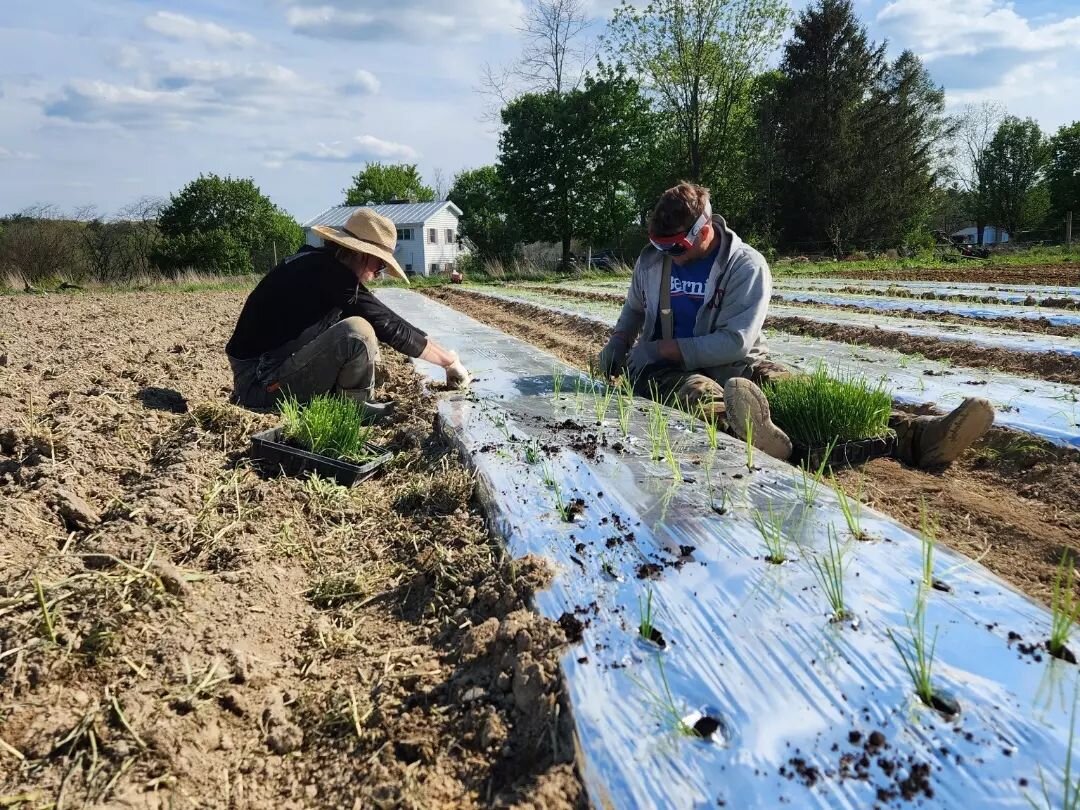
[311,208,409,283]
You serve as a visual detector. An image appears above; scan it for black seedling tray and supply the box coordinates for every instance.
[250,427,391,486]
[790,434,895,471]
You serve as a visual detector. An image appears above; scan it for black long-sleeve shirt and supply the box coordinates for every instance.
[226,246,428,361]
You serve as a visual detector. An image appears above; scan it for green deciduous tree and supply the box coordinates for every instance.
[1047,121,1080,227]
[448,166,519,261]
[156,174,302,275]
[498,71,651,265]
[343,163,435,206]
[982,116,1050,239]
[606,0,789,193]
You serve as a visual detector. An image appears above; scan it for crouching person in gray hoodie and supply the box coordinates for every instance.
[596,182,995,470]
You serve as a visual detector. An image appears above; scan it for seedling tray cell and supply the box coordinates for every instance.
[790,435,896,470]
[250,427,391,486]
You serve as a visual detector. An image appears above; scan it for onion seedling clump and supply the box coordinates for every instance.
[1050,551,1080,662]
[762,364,892,448]
[279,394,377,463]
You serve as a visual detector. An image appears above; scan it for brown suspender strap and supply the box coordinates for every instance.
[659,255,673,341]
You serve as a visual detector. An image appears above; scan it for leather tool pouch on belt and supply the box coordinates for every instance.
[659,255,674,341]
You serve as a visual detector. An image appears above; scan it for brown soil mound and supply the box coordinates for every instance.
[0,290,583,808]
[429,287,1080,607]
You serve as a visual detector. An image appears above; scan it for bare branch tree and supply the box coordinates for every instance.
[951,102,1005,244]
[476,0,595,124]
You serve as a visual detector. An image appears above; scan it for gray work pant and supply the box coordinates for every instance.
[228,311,380,409]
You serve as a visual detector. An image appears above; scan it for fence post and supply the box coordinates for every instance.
[1067,212,1073,247]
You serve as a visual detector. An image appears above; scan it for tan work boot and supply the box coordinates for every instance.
[724,377,793,461]
[906,397,995,468]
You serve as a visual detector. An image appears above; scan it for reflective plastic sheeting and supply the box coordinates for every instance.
[464,286,1080,448]
[380,289,1080,810]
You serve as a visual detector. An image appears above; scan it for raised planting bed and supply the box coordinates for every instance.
[457,286,1080,448]
[381,288,1080,809]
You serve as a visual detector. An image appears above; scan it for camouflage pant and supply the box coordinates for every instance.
[637,359,934,467]
[637,358,796,429]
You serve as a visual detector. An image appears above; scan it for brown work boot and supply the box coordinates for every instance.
[900,397,995,469]
[724,377,793,461]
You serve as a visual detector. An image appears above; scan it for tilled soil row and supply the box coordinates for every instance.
[428,286,1080,607]
[773,297,1080,338]
[0,290,583,809]
[814,264,1080,286]
[790,284,1080,310]
[515,285,1080,385]
[767,315,1080,386]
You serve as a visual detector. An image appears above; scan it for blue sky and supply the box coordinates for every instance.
[1,0,1077,221]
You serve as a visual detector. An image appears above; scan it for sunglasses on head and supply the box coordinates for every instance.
[649,202,712,256]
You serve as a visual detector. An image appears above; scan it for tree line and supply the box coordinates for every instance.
[0,175,304,286]
[441,0,1078,264]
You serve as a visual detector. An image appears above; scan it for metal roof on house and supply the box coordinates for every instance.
[303,201,462,229]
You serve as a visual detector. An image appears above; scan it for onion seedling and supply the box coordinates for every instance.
[1029,680,1080,810]
[279,393,376,463]
[593,383,615,425]
[1050,552,1080,660]
[888,586,944,712]
[646,390,670,461]
[523,441,542,465]
[744,414,755,470]
[753,504,790,564]
[697,400,719,450]
[615,375,634,436]
[632,657,699,738]
[832,473,865,540]
[920,499,936,591]
[552,365,564,400]
[795,438,837,506]
[639,586,657,644]
[809,526,850,622]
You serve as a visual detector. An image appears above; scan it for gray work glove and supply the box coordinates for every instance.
[626,340,664,383]
[597,334,629,378]
[445,351,472,389]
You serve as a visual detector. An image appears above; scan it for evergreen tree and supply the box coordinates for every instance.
[1047,121,1080,228]
[775,0,886,254]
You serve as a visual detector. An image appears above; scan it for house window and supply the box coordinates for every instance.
[430,263,439,273]
[428,228,438,244]
[446,228,455,244]
[396,228,413,241]
[444,262,453,272]
[405,263,413,273]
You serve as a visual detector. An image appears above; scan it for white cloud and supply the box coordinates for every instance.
[877,0,1080,60]
[341,68,380,96]
[291,135,421,163]
[158,59,305,97]
[284,0,525,42]
[43,79,237,127]
[143,11,256,49]
[0,145,36,160]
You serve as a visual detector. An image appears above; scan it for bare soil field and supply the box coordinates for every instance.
[0,291,583,809]
[428,286,1080,606]
[522,284,1080,384]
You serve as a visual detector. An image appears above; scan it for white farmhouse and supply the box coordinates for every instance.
[303,201,468,277]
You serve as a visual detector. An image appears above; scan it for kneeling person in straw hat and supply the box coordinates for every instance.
[226,208,471,418]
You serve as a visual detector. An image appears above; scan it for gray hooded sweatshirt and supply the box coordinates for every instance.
[614,214,771,384]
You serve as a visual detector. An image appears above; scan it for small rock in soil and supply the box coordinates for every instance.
[50,488,100,529]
